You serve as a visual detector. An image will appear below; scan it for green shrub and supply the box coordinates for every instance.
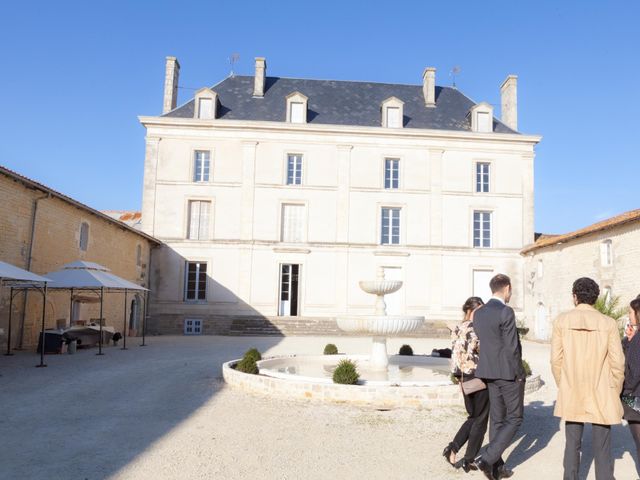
[323,343,339,355]
[236,356,259,374]
[243,347,262,362]
[398,344,414,356]
[522,359,532,377]
[332,359,359,385]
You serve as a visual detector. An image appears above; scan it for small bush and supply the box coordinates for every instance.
[399,344,414,356]
[243,347,262,362]
[323,343,339,355]
[236,356,259,374]
[332,359,359,385]
[522,359,532,377]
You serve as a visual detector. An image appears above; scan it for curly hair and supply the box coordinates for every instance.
[462,296,484,315]
[572,277,600,305]
[630,295,640,321]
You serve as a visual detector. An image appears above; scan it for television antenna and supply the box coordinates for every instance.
[229,53,240,77]
[449,66,461,88]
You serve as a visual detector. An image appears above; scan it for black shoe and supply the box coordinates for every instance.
[461,458,478,473]
[442,444,456,467]
[475,457,498,480]
[495,465,514,479]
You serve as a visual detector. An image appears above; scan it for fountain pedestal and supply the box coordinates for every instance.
[371,336,389,369]
[336,268,425,371]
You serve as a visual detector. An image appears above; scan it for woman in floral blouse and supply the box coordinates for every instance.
[443,296,490,473]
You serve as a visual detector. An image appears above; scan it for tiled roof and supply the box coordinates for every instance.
[0,166,160,244]
[521,209,640,254]
[102,210,142,228]
[164,75,517,134]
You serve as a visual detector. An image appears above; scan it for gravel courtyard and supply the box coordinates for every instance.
[0,335,638,480]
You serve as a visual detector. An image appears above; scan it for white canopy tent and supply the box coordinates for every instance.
[45,261,148,355]
[0,261,51,366]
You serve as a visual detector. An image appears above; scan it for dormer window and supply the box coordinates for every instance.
[469,102,494,133]
[381,97,404,128]
[286,92,308,124]
[194,88,217,119]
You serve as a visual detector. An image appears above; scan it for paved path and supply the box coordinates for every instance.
[0,335,637,479]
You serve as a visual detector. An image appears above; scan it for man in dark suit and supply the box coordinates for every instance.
[473,274,524,480]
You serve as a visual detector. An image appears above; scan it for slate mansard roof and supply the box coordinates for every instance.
[163,75,517,134]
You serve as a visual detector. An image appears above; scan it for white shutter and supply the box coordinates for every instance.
[473,270,493,303]
[282,204,304,242]
[198,98,213,119]
[198,202,210,240]
[189,201,201,239]
[477,112,492,132]
[387,107,400,127]
[290,102,304,123]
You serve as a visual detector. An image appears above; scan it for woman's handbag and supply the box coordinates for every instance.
[460,373,487,395]
[622,394,640,413]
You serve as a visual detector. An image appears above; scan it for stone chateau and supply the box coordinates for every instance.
[140,56,541,335]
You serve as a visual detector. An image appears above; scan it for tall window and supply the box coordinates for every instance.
[386,107,401,128]
[197,98,214,119]
[188,201,210,240]
[286,154,303,185]
[281,204,305,243]
[476,163,490,193]
[600,240,613,266]
[381,207,401,245]
[185,262,207,301]
[473,211,492,248]
[193,151,210,182]
[136,245,142,266]
[79,222,89,251]
[384,158,399,189]
[290,102,304,123]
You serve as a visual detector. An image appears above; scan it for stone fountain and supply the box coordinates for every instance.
[336,267,424,369]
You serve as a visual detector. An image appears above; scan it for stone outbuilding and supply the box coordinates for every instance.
[0,165,161,349]
[521,209,640,340]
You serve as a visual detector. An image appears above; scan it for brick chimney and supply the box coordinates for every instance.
[500,75,518,130]
[163,56,180,114]
[253,57,266,97]
[422,67,436,107]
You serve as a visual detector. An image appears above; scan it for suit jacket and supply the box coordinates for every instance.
[473,298,524,381]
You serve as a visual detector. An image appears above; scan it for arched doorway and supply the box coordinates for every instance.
[129,295,141,336]
[535,303,548,340]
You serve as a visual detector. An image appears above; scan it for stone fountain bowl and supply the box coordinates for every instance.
[358,280,403,296]
[337,315,424,335]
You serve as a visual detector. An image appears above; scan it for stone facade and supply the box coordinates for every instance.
[0,167,159,349]
[141,58,541,335]
[522,211,640,340]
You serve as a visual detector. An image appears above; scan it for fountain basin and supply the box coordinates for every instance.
[336,315,424,336]
[358,280,402,296]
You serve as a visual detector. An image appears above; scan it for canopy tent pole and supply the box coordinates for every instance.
[140,290,147,347]
[96,286,104,356]
[121,289,128,350]
[36,283,48,368]
[4,287,14,356]
[69,288,73,328]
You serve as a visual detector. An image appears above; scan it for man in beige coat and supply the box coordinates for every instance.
[551,277,625,480]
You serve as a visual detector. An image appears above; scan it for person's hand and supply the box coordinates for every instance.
[625,321,637,340]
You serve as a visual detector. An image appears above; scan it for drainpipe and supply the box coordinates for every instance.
[17,193,50,349]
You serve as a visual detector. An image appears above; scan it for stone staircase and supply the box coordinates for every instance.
[226,316,450,338]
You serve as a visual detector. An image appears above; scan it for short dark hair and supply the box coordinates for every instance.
[630,296,640,322]
[489,274,511,294]
[572,277,600,305]
[462,296,484,315]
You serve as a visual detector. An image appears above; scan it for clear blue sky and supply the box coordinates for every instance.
[1,0,638,234]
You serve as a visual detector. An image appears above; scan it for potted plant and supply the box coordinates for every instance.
[516,318,529,337]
